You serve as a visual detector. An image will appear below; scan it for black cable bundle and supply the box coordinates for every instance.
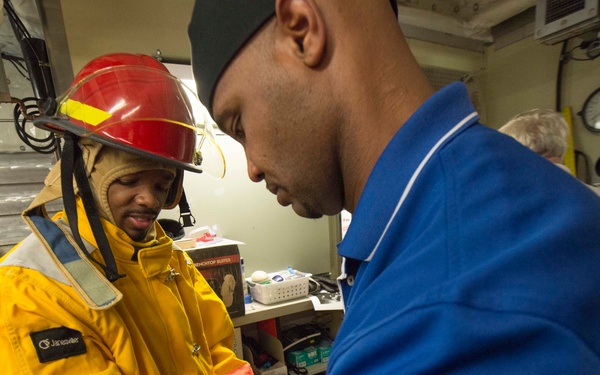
[12,97,58,154]
[3,0,55,100]
[3,0,60,156]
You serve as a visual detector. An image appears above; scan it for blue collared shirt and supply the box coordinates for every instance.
[330,82,600,374]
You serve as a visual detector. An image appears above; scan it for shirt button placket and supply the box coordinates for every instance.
[347,275,355,286]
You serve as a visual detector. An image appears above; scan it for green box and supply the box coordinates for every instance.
[303,346,319,366]
[287,350,308,368]
[317,345,331,363]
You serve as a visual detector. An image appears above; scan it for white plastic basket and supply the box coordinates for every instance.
[248,270,312,305]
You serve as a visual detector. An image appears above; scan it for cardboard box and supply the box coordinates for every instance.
[184,240,245,318]
[243,330,287,375]
[233,327,243,360]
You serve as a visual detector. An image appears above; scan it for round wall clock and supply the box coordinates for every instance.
[579,87,600,133]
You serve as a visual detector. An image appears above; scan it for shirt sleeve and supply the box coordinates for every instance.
[0,270,125,374]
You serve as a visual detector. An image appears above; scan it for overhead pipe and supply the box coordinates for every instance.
[398,6,493,42]
[397,0,537,43]
[465,0,537,38]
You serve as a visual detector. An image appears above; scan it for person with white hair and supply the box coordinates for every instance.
[499,108,600,196]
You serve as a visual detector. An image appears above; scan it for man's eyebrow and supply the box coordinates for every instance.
[213,106,234,129]
[153,170,176,180]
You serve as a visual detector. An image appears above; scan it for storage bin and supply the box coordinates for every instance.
[248,270,312,304]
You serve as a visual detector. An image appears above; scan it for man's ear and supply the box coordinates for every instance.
[275,0,325,67]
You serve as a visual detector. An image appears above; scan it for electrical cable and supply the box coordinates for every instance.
[3,0,31,40]
[575,150,592,183]
[2,53,30,80]
[556,38,599,182]
[556,40,568,112]
[2,0,60,155]
[286,363,309,375]
[562,40,595,61]
[570,56,593,61]
[12,97,58,154]
[3,0,56,100]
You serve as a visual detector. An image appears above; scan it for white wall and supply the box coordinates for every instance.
[405,34,600,185]
[60,0,194,73]
[159,133,332,276]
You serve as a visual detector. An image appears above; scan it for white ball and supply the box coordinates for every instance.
[250,270,269,283]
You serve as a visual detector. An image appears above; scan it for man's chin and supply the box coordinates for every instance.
[291,202,323,219]
[126,229,150,242]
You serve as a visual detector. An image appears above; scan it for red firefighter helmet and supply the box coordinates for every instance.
[38,53,225,177]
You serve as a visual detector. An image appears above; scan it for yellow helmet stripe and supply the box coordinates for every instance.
[59,99,112,126]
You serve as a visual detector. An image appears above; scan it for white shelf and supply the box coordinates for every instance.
[232,297,314,327]
[304,362,327,375]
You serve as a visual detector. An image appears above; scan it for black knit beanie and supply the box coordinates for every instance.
[188,0,398,116]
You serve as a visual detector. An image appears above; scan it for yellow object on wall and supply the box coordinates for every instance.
[561,107,576,175]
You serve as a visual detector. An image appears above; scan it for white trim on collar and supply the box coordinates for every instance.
[365,112,478,262]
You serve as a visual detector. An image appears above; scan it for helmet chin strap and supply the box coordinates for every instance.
[178,189,196,227]
[61,132,125,282]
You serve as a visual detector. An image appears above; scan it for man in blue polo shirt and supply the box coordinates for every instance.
[188,0,600,373]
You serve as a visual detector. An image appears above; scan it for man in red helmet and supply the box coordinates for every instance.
[0,53,251,374]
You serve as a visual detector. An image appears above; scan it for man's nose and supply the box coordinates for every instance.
[247,158,264,183]
[134,185,161,208]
